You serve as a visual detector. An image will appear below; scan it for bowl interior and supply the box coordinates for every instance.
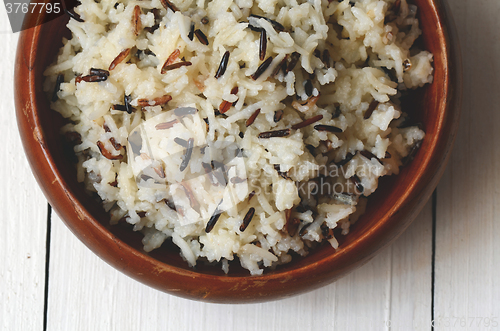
[16,0,459,301]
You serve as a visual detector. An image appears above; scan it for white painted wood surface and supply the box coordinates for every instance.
[2,0,500,330]
[434,0,500,329]
[46,203,431,331]
[0,8,48,331]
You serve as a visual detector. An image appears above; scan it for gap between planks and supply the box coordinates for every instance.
[43,204,52,331]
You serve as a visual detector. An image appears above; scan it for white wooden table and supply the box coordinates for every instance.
[1,1,499,330]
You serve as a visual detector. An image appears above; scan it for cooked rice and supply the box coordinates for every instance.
[44,0,432,275]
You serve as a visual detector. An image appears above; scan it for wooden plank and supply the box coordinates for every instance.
[334,201,432,331]
[389,200,433,330]
[47,202,432,330]
[0,11,49,331]
[435,0,500,328]
[332,243,392,331]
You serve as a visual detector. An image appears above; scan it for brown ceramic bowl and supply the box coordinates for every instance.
[15,0,461,302]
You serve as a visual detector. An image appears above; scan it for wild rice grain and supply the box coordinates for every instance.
[274,110,284,122]
[332,106,341,118]
[305,144,315,155]
[137,94,172,107]
[321,223,334,240]
[249,14,285,32]
[219,86,238,113]
[286,217,301,237]
[179,138,194,172]
[246,108,261,127]
[132,5,141,36]
[285,208,292,224]
[215,51,230,79]
[161,61,192,73]
[174,137,189,147]
[145,24,159,33]
[274,164,289,179]
[64,8,84,22]
[154,165,166,178]
[112,104,128,112]
[164,199,176,211]
[402,140,422,166]
[322,49,331,67]
[291,94,321,112]
[52,74,64,102]
[350,174,364,194]
[180,183,199,209]
[320,223,329,238]
[298,222,311,237]
[336,152,356,166]
[291,114,323,130]
[163,49,180,68]
[259,29,267,61]
[251,56,273,80]
[258,128,291,138]
[205,200,223,233]
[124,94,135,114]
[109,177,118,187]
[159,0,178,12]
[286,52,301,73]
[194,29,209,45]
[144,49,156,57]
[89,68,110,77]
[97,141,123,160]
[109,137,122,151]
[214,109,227,118]
[403,58,412,72]
[188,22,195,40]
[109,48,132,70]
[203,118,209,132]
[304,79,313,97]
[313,124,342,133]
[272,55,288,77]
[247,24,263,32]
[240,207,255,232]
[75,74,108,84]
[363,100,379,119]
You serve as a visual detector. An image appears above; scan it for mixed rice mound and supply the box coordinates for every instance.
[45,0,432,275]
